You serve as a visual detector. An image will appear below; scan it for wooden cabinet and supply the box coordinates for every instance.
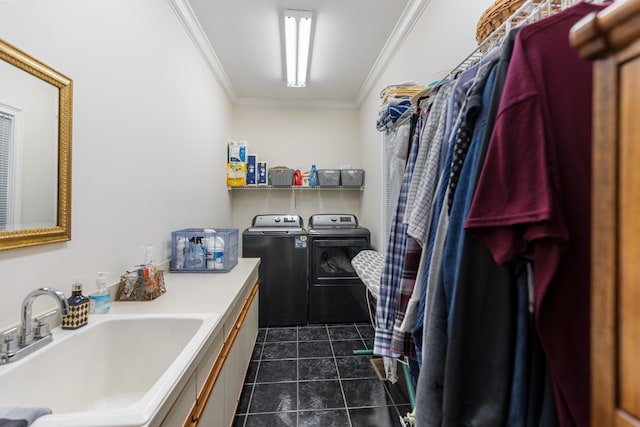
[570,2,640,425]
[182,282,259,427]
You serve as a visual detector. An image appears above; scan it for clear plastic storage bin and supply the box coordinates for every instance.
[170,228,238,273]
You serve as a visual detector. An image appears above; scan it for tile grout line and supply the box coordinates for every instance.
[328,323,354,427]
[241,327,267,427]
[296,325,300,427]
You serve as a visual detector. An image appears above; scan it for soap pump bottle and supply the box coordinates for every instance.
[89,272,110,314]
[62,276,90,329]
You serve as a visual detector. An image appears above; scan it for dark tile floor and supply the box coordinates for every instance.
[233,323,412,427]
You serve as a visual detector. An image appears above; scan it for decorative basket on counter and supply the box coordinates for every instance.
[115,269,166,301]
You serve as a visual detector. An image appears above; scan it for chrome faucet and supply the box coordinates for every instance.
[0,287,70,365]
[20,287,70,346]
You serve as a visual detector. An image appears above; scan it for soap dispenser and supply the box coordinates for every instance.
[89,272,110,314]
[62,277,90,329]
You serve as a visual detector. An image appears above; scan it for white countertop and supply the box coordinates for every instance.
[3,258,261,427]
[109,258,260,316]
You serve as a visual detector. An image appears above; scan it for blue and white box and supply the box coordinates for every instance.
[247,155,257,185]
[228,141,247,163]
[257,161,268,185]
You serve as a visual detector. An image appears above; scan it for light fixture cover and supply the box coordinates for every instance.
[284,9,313,88]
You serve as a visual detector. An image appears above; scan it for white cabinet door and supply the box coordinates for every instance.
[241,291,259,363]
[198,366,226,427]
[159,372,197,427]
[223,337,243,425]
[196,283,259,427]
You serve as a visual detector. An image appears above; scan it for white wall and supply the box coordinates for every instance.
[0,0,233,329]
[358,0,494,250]
[230,106,363,234]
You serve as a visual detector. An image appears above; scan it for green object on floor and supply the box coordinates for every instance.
[402,361,416,409]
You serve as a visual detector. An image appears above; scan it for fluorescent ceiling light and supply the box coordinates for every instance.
[284,9,313,88]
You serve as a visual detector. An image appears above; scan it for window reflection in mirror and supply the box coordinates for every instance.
[0,59,58,231]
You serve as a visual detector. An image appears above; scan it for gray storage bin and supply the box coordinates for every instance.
[268,167,294,187]
[341,169,365,187]
[318,169,341,187]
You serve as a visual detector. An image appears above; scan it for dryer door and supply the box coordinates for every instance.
[310,238,369,283]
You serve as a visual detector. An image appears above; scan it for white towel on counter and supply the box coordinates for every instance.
[0,407,51,427]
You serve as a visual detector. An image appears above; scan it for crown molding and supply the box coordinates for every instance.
[355,0,430,107]
[167,0,238,102]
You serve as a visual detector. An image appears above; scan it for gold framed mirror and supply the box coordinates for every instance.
[0,39,72,250]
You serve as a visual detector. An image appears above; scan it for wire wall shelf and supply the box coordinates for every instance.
[227,186,364,191]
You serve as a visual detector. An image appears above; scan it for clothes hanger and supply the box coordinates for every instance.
[410,87,433,105]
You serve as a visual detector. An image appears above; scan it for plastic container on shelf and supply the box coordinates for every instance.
[268,167,294,187]
[317,169,341,187]
[340,169,365,187]
[309,165,318,187]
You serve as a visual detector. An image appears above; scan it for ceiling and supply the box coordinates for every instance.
[170,0,429,108]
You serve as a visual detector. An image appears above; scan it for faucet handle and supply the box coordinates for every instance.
[33,310,57,339]
[1,327,18,355]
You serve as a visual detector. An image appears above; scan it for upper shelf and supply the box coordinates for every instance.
[227,185,364,191]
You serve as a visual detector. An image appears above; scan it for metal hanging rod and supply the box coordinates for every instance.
[435,0,574,86]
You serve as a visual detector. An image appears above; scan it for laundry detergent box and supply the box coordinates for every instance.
[247,154,257,185]
[257,161,268,185]
[226,162,247,187]
[228,141,247,163]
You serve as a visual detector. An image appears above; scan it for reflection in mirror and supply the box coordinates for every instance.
[0,39,72,250]
[0,59,59,230]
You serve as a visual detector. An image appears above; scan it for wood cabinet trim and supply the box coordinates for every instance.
[615,409,640,427]
[183,281,259,427]
[570,0,640,59]
[590,57,619,427]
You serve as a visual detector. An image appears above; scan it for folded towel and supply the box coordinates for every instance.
[0,407,51,427]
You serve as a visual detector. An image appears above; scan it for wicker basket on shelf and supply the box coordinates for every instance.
[476,0,527,44]
[476,0,565,44]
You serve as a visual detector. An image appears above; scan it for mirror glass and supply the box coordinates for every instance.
[0,39,72,250]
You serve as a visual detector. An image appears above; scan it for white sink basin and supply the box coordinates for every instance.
[0,313,220,427]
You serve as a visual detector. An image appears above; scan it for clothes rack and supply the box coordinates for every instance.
[435,0,576,87]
